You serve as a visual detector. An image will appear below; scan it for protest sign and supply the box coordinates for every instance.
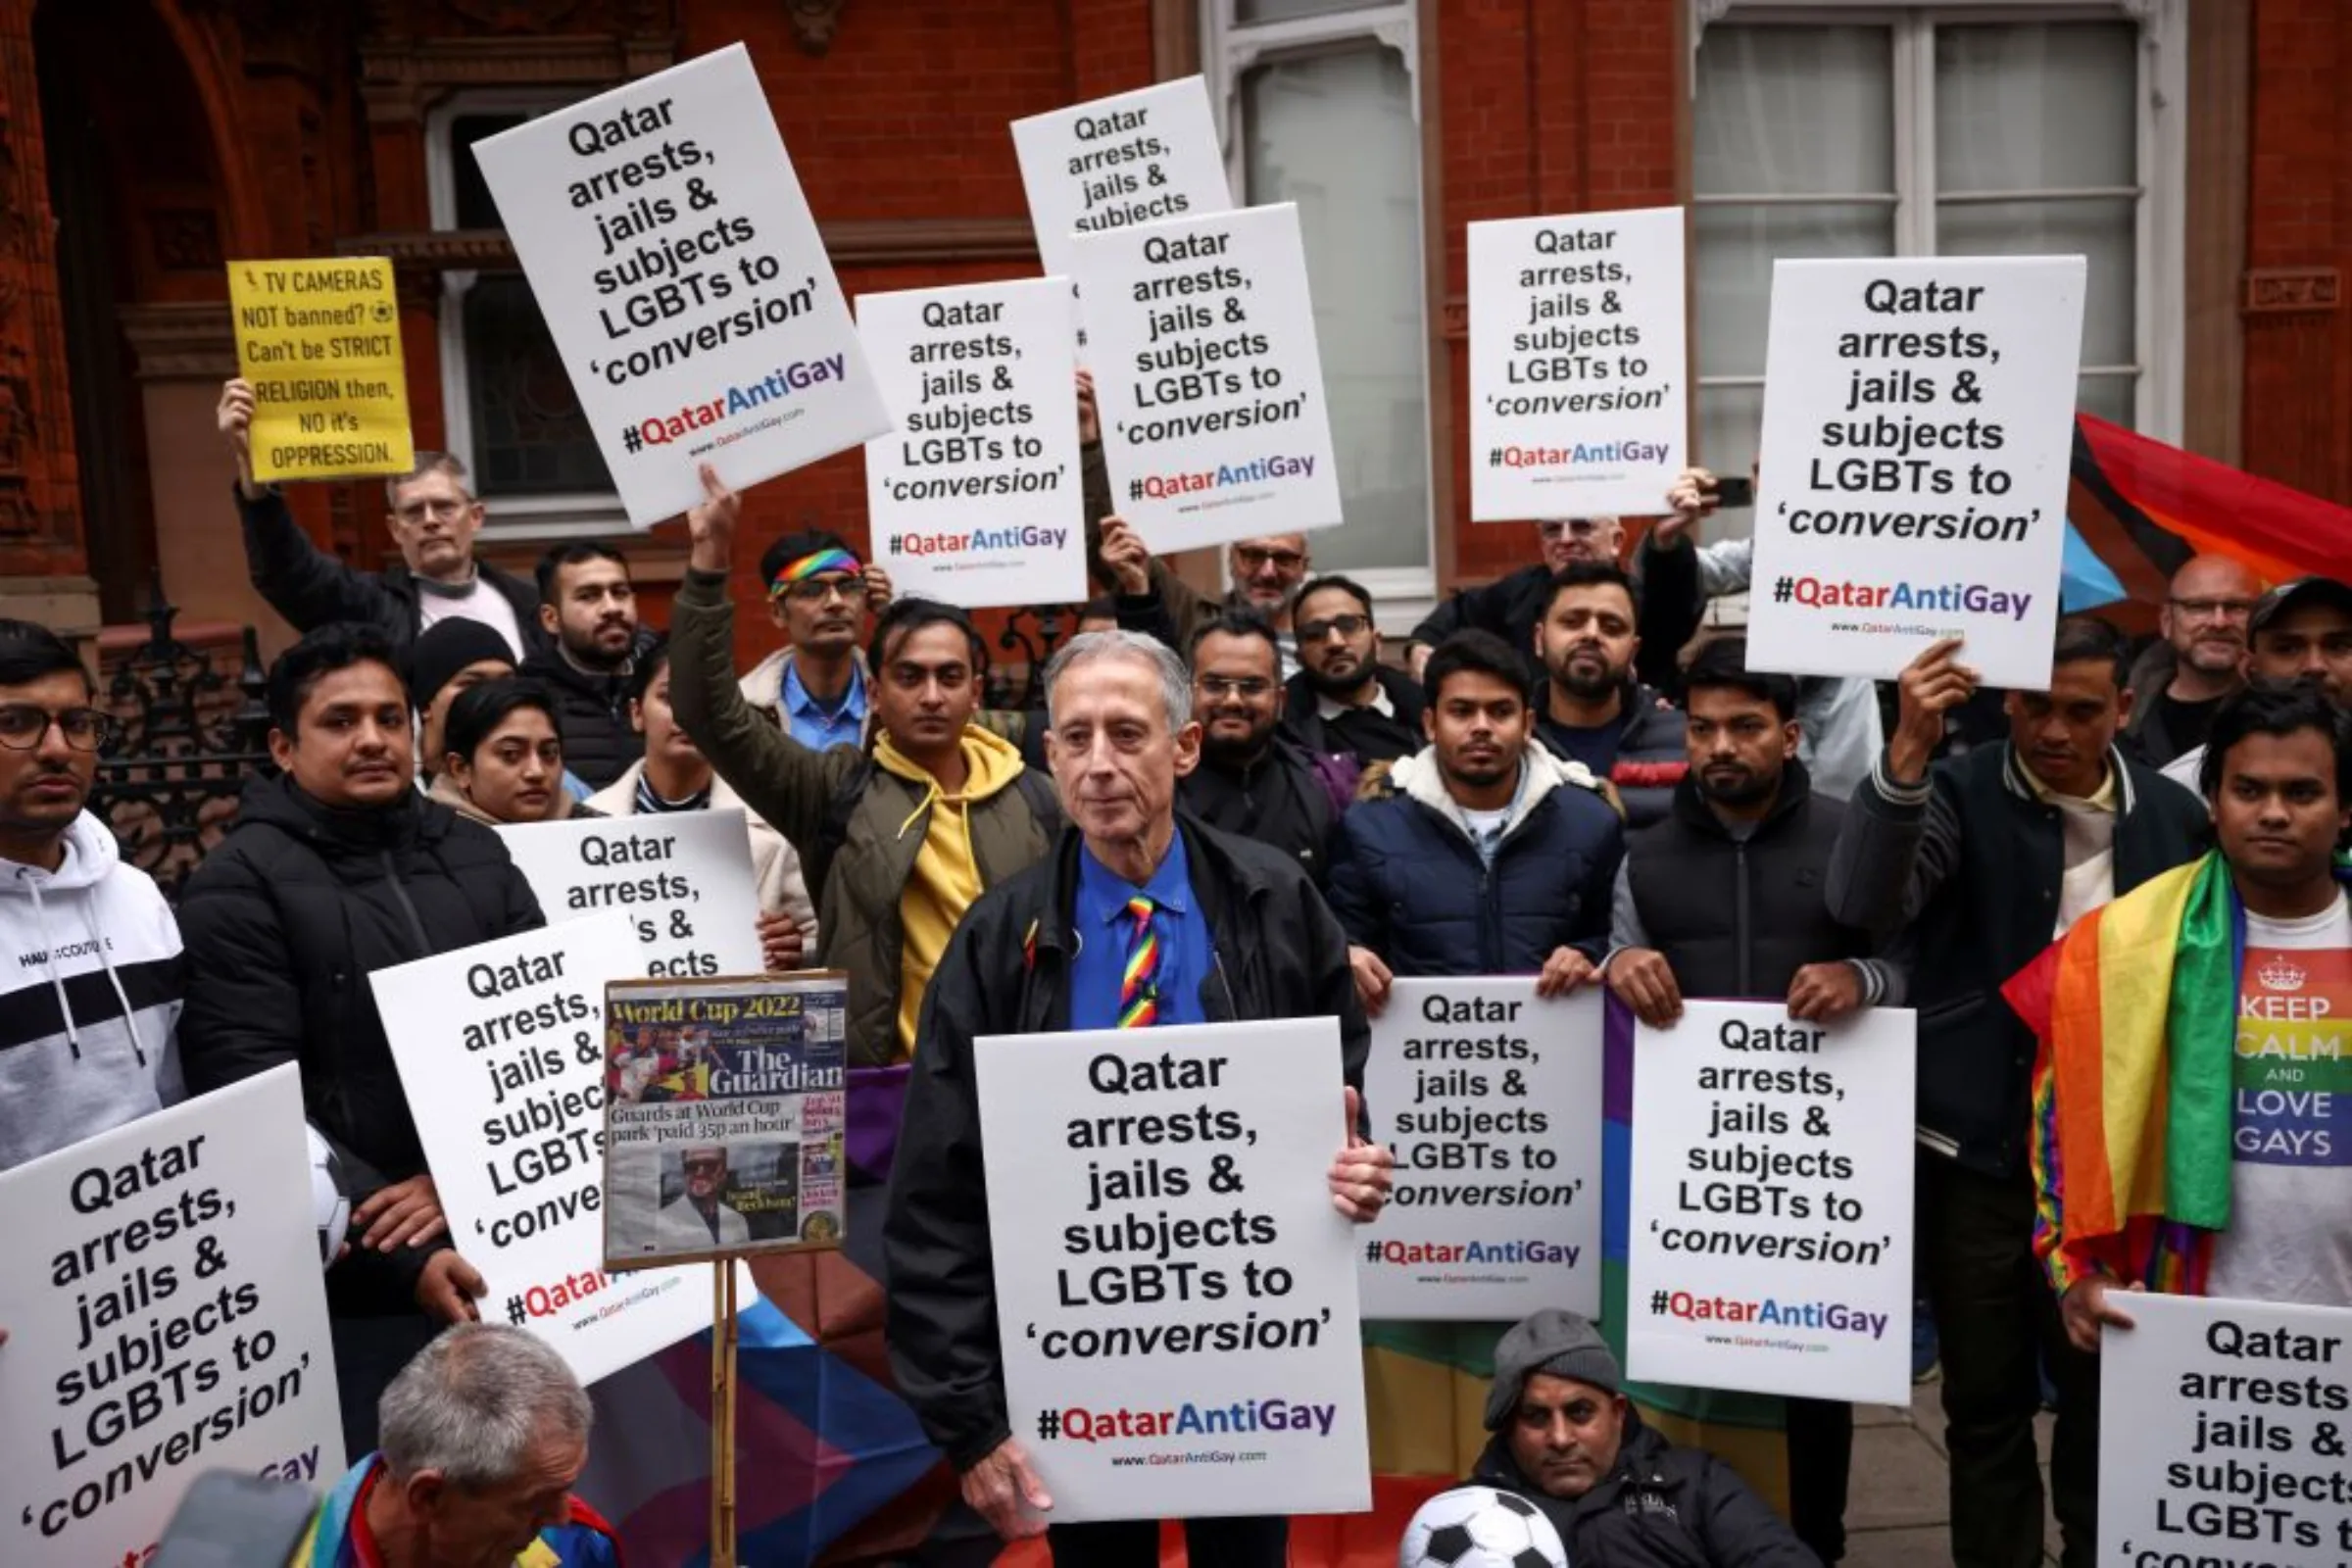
[857,277,1087,608]
[370,911,710,1386]
[1359,980,1604,1320]
[1070,203,1344,551]
[0,1065,342,1568]
[1747,256,2086,690]
[470,43,890,527]
[1624,999,1916,1403]
[604,972,847,1268]
[1468,208,1687,521]
[226,257,414,483]
[497,809,762,980]
[976,1017,1369,1521]
[1011,76,1233,284]
[2099,1293,2352,1568]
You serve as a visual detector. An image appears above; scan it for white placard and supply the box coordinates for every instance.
[2099,1293,2352,1568]
[1625,999,1916,1403]
[497,808,762,980]
[470,43,890,527]
[369,912,710,1386]
[858,277,1087,608]
[1747,256,2086,690]
[976,1018,1369,1521]
[0,1066,342,1567]
[1071,203,1344,551]
[1360,980,1604,1320]
[1469,208,1688,521]
[1010,76,1234,285]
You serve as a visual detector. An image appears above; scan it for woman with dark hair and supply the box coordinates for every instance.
[429,677,599,826]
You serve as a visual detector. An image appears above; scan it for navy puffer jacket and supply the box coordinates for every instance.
[1327,743,1623,975]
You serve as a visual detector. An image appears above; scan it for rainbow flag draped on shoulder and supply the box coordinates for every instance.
[2005,852,2314,1299]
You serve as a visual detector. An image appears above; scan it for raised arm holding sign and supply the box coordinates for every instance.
[470,43,890,526]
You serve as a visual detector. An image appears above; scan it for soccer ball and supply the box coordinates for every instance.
[306,1126,351,1271]
[1399,1486,1568,1568]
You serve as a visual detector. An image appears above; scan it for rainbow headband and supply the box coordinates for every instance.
[767,547,862,600]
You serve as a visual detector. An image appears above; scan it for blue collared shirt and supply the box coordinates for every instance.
[781,656,867,752]
[1069,834,1216,1031]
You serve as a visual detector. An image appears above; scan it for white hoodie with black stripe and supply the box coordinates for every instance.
[0,811,184,1169]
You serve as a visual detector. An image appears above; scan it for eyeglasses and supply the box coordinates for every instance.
[0,705,116,752]
[393,498,470,523]
[682,1157,726,1176]
[1298,613,1369,642]
[1198,675,1274,700]
[2168,597,2256,620]
[1233,546,1306,573]
[784,574,859,605]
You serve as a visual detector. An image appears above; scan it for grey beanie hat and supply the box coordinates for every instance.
[1483,1307,1624,1430]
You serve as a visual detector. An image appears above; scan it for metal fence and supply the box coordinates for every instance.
[87,596,272,901]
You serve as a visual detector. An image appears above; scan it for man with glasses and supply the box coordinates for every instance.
[1097,516,1315,680]
[1404,515,1691,694]
[219,379,539,657]
[0,619,183,1170]
[1287,574,1425,769]
[741,527,893,747]
[1179,608,1344,883]
[2164,576,2352,792]
[2125,556,2261,767]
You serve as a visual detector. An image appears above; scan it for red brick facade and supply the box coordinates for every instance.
[5,0,2349,654]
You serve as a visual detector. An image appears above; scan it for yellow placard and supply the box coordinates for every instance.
[226,257,416,483]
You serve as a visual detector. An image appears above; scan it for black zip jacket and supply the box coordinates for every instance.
[1285,665,1426,768]
[1826,742,2206,1175]
[1470,1420,1820,1568]
[178,775,543,1314]
[1179,732,1339,883]
[519,646,643,789]
[883,816,1368,1470]
[234,482,542,654]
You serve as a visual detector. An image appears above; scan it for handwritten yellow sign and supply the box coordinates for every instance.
[226,258,416,482]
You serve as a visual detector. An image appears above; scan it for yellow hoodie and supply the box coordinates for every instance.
[874,724,1029,1055]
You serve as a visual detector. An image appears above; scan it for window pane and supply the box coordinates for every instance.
[1237,0,1388,22]
[1935,23,2136,192]
[1695,204,1896,380]
[1936,197,2134,366]
[462,276,612,498]
[449,115,527,229]
[1694,25,1894,198]
[1244,43,1429,571]
[1697,384,1764,542]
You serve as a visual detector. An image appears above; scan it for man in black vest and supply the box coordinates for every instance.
[1604,637,1900,1566]
[1826,616,2206,1568]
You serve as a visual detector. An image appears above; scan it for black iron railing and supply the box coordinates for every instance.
[88,595,271,900]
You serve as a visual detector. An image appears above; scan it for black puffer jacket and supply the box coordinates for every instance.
[177,775,543,1313]
[1470,1419,1820,1568]
[884,817,1369,1470]
[520,648,641,789]
[1328,743,1622,975]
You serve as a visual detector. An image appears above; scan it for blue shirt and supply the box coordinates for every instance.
[1069,834,1216,1031]
[782,655,867,752]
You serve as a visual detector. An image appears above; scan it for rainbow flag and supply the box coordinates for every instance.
[2069,415,2352,631]
[2006,854,2241,1296]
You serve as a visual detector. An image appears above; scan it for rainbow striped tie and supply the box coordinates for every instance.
[1118,895,1160,1029]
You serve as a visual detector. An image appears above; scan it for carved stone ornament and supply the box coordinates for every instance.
[790,0,845,56]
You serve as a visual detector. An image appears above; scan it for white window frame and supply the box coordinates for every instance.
[425,91,626,539]
[1202,0,1438,627]
[1689,0,2186,446]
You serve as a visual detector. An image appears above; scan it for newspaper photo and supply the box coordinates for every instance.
[602,972,848,1269]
